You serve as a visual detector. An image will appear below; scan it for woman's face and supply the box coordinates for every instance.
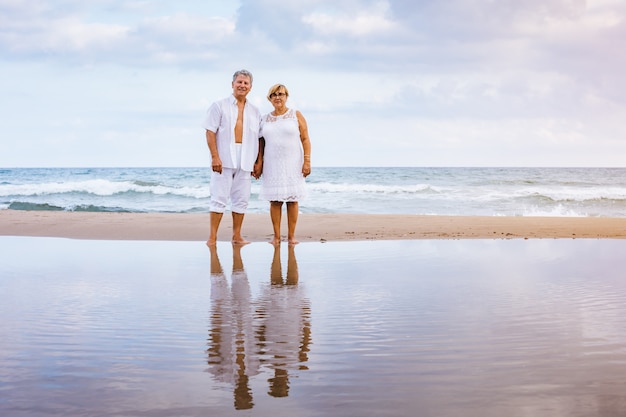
[269,89,287,108]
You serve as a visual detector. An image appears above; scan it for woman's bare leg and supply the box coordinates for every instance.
[270,201,283,245]
[286,201,299,245]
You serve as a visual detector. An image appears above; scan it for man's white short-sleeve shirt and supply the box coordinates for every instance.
[203,95,262,172]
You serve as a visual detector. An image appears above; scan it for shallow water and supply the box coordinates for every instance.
[1,237,626,416]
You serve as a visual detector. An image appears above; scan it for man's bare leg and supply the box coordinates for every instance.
[231,212,250,245]
[207,211,223,246]
[270,201,283,245]
[286,201,299,245]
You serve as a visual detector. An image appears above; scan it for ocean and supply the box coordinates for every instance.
[1,167,625,217]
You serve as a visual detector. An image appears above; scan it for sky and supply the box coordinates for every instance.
[1,0,625,168]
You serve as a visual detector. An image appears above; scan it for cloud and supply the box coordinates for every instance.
[139,13,235,42]
[0,0,239,66]
[2,0,621,80]
[131,13,236,64]
[13,18,129,53]
[0,1,128,57]
[302,2,397,37]
[1,0,625,167]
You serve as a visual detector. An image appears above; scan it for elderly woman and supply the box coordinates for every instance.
[259,84,312,245]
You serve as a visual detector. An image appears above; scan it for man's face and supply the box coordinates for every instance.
[232,75,252,98]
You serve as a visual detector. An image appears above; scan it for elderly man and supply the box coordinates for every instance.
[203,69,263,246]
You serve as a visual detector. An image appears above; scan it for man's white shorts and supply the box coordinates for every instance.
[209,168,251,214]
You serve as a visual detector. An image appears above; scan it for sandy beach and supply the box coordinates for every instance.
[3,213,626,415]
[1,210,625,241]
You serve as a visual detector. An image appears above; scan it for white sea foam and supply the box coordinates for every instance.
[0,179,210,199]
[307,182,438,194]
[2,167,625,216]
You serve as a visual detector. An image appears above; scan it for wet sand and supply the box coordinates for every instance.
[2,237,626,416]
[1,210,625,241]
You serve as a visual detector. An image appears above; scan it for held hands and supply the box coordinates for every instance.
[252,159,263,179]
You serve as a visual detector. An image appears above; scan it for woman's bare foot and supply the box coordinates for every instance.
[269,237,281,246]
[232,236,250,245]
[288,238,299,245]
[206,238,217,247]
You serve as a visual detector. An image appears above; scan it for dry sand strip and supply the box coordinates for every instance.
[1,210,625,242]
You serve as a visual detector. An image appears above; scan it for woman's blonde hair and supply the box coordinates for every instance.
[266,84,289,100]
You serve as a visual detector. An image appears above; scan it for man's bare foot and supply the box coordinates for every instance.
[232,237,250,245]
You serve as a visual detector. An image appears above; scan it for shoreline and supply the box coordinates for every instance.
[1,210,625,242]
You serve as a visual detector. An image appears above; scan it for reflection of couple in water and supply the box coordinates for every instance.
[207,244,311,410]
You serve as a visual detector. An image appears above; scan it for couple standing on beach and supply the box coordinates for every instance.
[202,69,312,246]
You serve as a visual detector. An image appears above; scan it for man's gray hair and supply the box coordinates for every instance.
[233,69,253,84]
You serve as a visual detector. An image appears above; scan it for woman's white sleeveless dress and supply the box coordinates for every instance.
[260,108,307,202]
